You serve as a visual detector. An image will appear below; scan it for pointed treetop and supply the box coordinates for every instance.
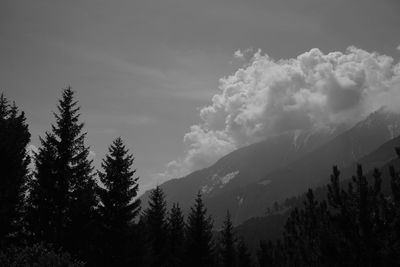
[0,93,9,118]
[98,137,141,228]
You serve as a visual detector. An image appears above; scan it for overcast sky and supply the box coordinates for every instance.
[1,0,399,193]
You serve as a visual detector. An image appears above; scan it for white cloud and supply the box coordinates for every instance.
[234,50,244,59]
[233,48,258,62]
[160,46,400,179]
[397,45,400,51]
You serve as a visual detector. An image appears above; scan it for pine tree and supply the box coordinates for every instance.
[236,238,253,267]
[0,94,30,244]
[97,137,141,266]
[282,189,332,266]
[220,210,236,267]
[388,151,400,264]
[185,192,214,267]
[27,132,61,244]
[130,217,147,267]
[27,87,97,259]
[144,186,168,267]
[257,240,275,267]
[167,203,185,267]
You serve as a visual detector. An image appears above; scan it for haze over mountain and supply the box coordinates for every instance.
[160,46,400,187]
[141,108,400,226]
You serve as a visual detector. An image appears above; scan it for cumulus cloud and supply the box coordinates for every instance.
[233,48,258,62]
[160,46,400,179]
[234,50,244,59]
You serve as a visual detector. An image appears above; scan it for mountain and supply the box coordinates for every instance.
[213,109,400,225]
[141,109,400,227]
[235,134,400,254]
[141,127,342,214]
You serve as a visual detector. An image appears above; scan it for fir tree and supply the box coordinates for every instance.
[27,132,61,244]
[185,192,214,267]
[167,203,185,267]
[220,210,236,267]
[282,189,332,266]
[97,137,141,266]
[266,157,400,266]
[236,238,253,267]
[27,87,97,259]
[388,156,400,264]
[144,186,168,267]
[257,240,275,267]
[0,94,30,244]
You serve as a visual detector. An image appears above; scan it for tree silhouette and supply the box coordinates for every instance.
[27,131,60,244]
[0,94,30,244]
[97,137,141,266]
[236,238,253,267]
[185,192,214,267]
[257,240,277,267]
[220,210,236,267]
[27,88,97,260]
[167,203,185,267]
[260,153,400,266]
[143,186,168,267]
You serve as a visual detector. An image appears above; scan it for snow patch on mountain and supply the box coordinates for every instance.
[388,122,400,139]
[219,171,239,187]
[201,171,240,194]
[258,180,271,186]
[292,130,303,150]
[201,184,214,194]
[236,196,244,205]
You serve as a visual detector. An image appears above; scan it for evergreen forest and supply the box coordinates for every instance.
[1,88,400,267]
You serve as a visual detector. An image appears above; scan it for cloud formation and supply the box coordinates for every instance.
[160,46,400,179]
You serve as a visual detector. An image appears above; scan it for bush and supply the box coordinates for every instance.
[0,243,84,267]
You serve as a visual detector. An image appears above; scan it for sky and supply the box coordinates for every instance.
[1,0,399,193]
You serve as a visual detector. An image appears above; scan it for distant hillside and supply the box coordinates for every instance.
[141,109,400,227]
[224,109,400,225]
[141,127,342,216]
[234,136,400,254]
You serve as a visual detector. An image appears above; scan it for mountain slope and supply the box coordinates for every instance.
[214,109,400,225]
[235,135,400,254]
[141,127,341,209]
[141,109,400,227]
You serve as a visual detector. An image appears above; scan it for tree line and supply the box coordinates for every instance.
[0,88,253,267]
[258,162,400,266]
[2,87,400,266]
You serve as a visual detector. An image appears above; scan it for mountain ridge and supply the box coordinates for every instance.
[141,108,400,227]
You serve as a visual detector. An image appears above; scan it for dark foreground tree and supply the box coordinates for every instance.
[0,94,30,244]
[185,192,214,267]
[236,238,253,267]
[0,243,84,267]
[220,210,236,267]
[143,186,168,267]
[27,88,98,261]
[97,137,140,266]
[259,150,400,266]
[167,203,185,267]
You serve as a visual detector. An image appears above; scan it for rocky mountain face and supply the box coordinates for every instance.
[141,109,400,227]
